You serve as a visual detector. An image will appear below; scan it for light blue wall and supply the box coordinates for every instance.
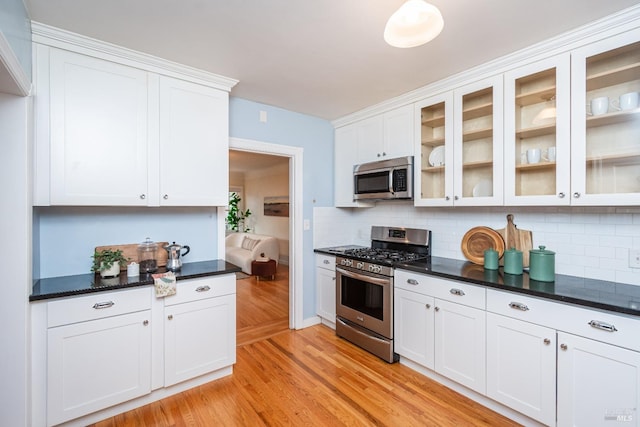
[34,97,335,321]
[37,207,219,277]
[0,0,32,80]
[229,97,335,320]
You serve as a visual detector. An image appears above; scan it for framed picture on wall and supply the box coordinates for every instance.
[264,196,289,217]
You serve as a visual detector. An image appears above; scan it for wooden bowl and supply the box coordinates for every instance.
[461,226,505,265]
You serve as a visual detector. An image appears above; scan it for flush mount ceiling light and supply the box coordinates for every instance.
[384,0,444,48]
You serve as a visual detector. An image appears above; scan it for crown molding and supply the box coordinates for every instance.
[31,21,238,92]
[332,4,640,128]
[0,30,31,96]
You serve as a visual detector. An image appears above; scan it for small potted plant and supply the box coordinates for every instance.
[91,249,130,278]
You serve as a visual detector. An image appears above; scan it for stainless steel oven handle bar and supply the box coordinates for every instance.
[336,267,391,286]
[337,318,389,344]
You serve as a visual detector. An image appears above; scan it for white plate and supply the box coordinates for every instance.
[472,179,492,197]
[429,146,445,166]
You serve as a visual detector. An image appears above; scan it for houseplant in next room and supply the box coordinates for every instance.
[91,248,130,278]
[226,192,252,232]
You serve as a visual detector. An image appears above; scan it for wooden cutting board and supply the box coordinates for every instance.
[495,214,533,267]
[94,242,169,270]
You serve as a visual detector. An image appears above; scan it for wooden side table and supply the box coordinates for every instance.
[251,259,277,281]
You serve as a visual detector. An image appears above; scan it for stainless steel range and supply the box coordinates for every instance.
[335,226,431,363]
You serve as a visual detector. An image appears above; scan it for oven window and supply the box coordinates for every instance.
[340,275,384,320]
[355,171,389,194]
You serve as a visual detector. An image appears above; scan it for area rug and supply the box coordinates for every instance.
[235,271,251,280]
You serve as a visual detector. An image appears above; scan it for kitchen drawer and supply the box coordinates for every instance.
[316,254,335,270]
[395,270,485,310]
[164,274,235,306]
[48,287,151,327]
[487,289,640,351]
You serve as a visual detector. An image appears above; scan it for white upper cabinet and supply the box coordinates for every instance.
[414,92,454,206]
[452,75,504,206]
[158,76,229,206]
[46,48,150,206]
[570,29,640,206]
[504,54,572,205]
[34,43,233,207]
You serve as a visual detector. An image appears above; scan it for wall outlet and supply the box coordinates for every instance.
[629,249,640,269]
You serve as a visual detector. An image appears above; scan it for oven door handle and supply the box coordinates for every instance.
[336,267,391,286]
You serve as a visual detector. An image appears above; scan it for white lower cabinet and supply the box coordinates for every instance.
[394,270,486,394]
[394,288,435,369]
[46,288,152,426]
[37,275,236,426]
[315,254,336,324]
[434,299,486,394]
[557,332,640,427]
[164,291,236,386]
[486,313,556,426]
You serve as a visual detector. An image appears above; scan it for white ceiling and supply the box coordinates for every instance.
[229,150,288,174]
[24,0,640,120]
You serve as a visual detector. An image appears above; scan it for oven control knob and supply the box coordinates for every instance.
[342,259,352,267]
[356,262,364,270]
[369,265,382,274]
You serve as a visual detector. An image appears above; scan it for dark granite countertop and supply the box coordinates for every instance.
[315,248,640,317]
[31,259,241,302]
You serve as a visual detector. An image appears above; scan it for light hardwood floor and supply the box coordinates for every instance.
[91,266,520,426]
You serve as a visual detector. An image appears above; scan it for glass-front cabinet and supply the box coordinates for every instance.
[571,30,640,206]
[504,54,571,205]
[452,76,503,206]
[415,93,453,206]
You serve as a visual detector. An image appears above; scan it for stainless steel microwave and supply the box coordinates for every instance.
[353,156,413,201]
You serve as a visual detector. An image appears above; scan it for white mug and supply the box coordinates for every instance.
[527,148,541,164]
[544,146,556,162]
[612,92,639,111]
[588,96,609,116]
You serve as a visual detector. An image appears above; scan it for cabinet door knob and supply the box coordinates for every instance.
[143,320,149,326]
[435,307,440,312]
[163,194,169,200]
[543,338,550,345]
[445,196,450,201]
[168,314,173,320]
[560,343,568,351]
[558,192,565,198]
[573,192,581,198]
[139,194,146,200]
[382,152,386,156]
[426,303,431,309]
[377,153,381,157]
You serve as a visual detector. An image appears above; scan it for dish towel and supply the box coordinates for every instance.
[153,272,176,298]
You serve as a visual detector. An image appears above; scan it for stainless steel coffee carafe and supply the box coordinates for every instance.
[164,242,190,271]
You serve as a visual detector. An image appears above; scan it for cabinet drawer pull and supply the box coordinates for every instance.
[588,320,617,332]
[92,301,115,309]
[449,288,465,296]
[509,302,529,311]
[196,285,211,292]
[407,279,419,285]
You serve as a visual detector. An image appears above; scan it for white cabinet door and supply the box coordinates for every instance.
[557,332,640,427]
[334,124,359,207]
[356,115,385,163]
[414,92,455,206]
[486,313,556,426]
[47,310,152,425]
[394,288,435,369]
[570,30,640,206]
[164,293,236,386]
[316,260,336,323]
[434,299,486,394]
[504,54,571,205]
[48,48,149,205]
[158,76,229,206]
[452,75,504,206]
[383,104,415,159]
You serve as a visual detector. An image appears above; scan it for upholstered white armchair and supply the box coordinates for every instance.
[225,232,280,275]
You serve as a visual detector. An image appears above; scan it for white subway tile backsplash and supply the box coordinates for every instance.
[314,205,639,286]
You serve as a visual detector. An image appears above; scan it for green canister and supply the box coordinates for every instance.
[484,248,499,270]
[529,245,555,282]
[503,247,523,275]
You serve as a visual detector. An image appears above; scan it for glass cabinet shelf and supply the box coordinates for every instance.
[421,115,445,128]
[463,127,493,141]
[515,123,556,139]
[516,161,556,171]
[462,101,493,120]
[586,62,640,91]
[515,85,556,107]
[421,137,445,146]
[586,108,640,128]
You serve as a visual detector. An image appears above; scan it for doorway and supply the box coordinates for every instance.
[226,137,304,330]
